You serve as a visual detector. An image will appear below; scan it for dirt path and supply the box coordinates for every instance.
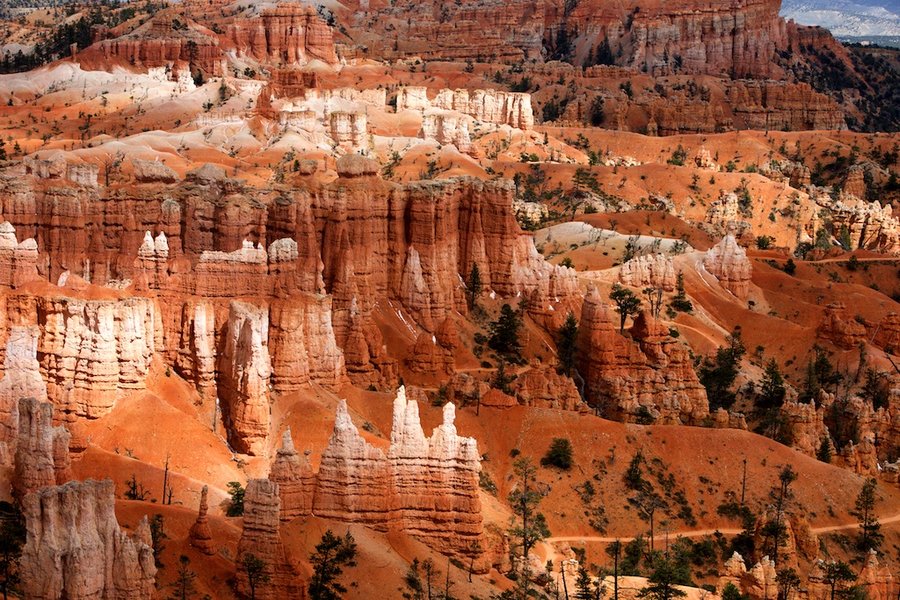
[546,511,900,546]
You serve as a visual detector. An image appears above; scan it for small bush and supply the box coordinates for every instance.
[784,259,797,276]
[541,438,574,470]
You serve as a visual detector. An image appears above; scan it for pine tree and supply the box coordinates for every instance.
[776,568,800,600]
[556,312,579,377]
[609,284,641,333]
[822,561,855,600]
[758,359,787,410]
[669,272,693,313]
[699,328,746,411]
[508,457,549,599]
[466,263,482,310]
[169,555,198,600]
[308,530,358,600]
[765,465,797,568]
[226,481,245,516]
[817,437,833,464]
[851,478,883,552]
[637,554,688,600]
[403,559,425,600]
[489,304,523,360]
[721,582,745,600]
[575,567,594,600]
[541,438,574,470]
[242,553,270,600]
[149,514,167,568]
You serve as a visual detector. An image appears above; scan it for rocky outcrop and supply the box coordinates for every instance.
[314,398,391,521]
[398,87,534,130]
[713,408,749,430]
[0,326,47,465]
[352,0,544,62]
[268,296,346,392]
[0,164,574,439]
[422,113,473,152]
[728,81,847,131]
[235,479,303,600]
[781,400,830,458]
[132,159,179,184]
[217,301,272,455]
[704,235,752,298]
[13,397,71,499]
[718,551,780,600]
[873,313,900,355]
[38,295,158,419]
[842,436,879,477]
[619,253,676,291]
[706,193,751,238]
[274,389,485,564]
[857,550,894,600]
[90,13,225,77]
[329,111,368,150]
[512,364,587,411]
[269,429,316,522]
[577,293,708,424]
[844,165,868,199]
[189,485,216,555]
[566,0,788,77]
[348,0,809,80]
[225,4,338,66]
[21,479,157,599]
[818,302,867,350]
[405,318,459,377]
[0,222,40,289]
[387,393,484,559]
[823,194,900,254]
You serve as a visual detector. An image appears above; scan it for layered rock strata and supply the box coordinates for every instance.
[398,87,534,129]
[0,325,48,465]
[0,163,575,453]
[619,253,676,291]
[85,5,337,77]
[576,293,708,423]
[13,397,72,499]
[37,295,158,419]
[225,4,338,66]
[704,235,752,298]
[271,388,485,564]
[268,429,316,522]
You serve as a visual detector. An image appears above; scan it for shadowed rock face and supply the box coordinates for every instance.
[343,0,816,77]
[21,479,157,600]
[270,387,486,567]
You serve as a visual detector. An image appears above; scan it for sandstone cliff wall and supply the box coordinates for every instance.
[21,479,157,599]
